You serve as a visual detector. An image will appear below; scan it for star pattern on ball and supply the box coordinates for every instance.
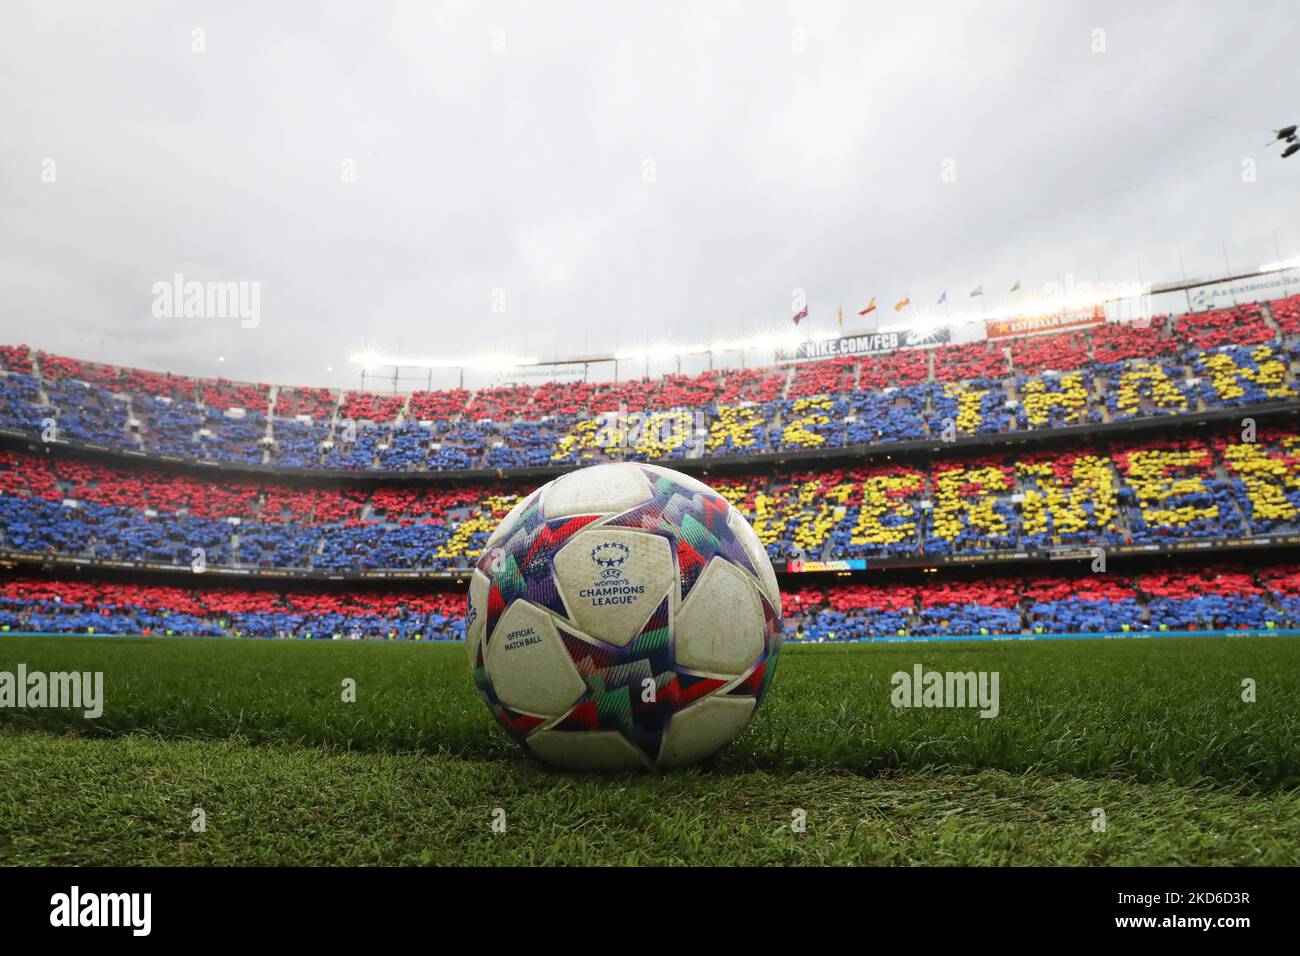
[550,595,728,762]
[477,495,601,642]
[604,467,761,602]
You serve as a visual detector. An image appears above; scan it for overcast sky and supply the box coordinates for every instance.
[0,0,1295,390]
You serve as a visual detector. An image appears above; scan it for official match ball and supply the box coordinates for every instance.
[466,462,782,771]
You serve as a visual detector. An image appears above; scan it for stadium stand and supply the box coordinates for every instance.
[4,563,1291,642]
[0,577,464,640]
[778,565,1295,641]
[2,295,1297,473]
[273,386,337,421]
[0,345,34,374]
[4,292,1300,642]
[5,424,1300,572]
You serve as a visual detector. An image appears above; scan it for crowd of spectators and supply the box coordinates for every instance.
[3,426,1299,572]
[782,564,1290,640]
[2,563,1294,641]
[3,297,1298,644]
[0,577,464,640]
[0,297,1297,472]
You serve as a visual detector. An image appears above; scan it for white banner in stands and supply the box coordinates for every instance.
[494,363,588,385]
[1187,269,1300,311]
[775,326,951,362]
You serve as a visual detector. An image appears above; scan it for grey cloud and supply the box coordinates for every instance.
[0,0,1295,389]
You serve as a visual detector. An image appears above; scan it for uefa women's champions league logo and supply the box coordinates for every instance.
[590,541,631,581]
[580,540,645,606]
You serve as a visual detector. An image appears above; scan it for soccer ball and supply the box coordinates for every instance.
[466,462,782,771]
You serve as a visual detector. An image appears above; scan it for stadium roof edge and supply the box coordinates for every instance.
[357,263,1299,375]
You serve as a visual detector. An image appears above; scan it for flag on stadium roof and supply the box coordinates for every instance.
[894,296,911,311]
[1010,279,1021,292]
[970,285,983,297]
[792,305,808,325]
[937,291,947,305]
[857,297,877,317]
[837,305,844,328]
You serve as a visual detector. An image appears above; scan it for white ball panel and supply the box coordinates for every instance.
[465,569,491,668]
[675,558,765,675]
[484,600,586,716]
[727,509,781,611]
[656,695,757,769]
[542,462,653,518]
[553,528,674,647]
[527,729,651,771]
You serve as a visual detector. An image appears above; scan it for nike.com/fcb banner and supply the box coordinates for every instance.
[985,305,1105,339]
[776,326,950,362]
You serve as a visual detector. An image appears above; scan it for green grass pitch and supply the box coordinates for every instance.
[1,634,1297,865]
